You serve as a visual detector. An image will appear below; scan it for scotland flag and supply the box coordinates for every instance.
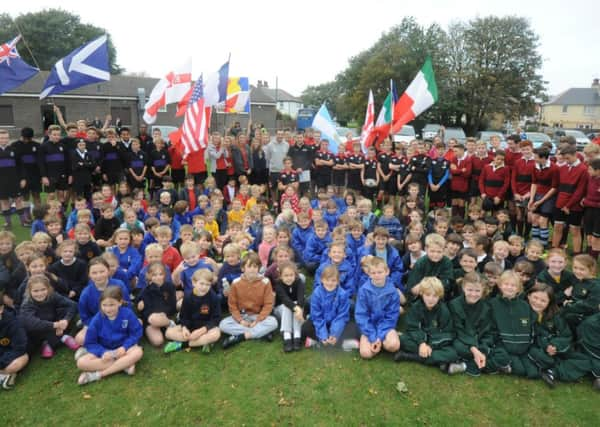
[40,35,110,99]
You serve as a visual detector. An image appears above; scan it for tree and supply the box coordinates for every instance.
[0,9,122,74]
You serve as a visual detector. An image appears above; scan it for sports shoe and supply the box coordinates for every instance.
[62,335,80,351]
[41,342,55,359]
[201,344,213,354]
[541,369,555,388]
[262,332,274,342]
[447,362,467,375]
[74,347,88,361]
[304,337,321,349]
[78,371,101,386]
[283,339,293,353]
[497,364,512,375]
[222,334,245,349]
[1,373,16,390]
[163,341,183,354]
[341,339,360,352]
[439,363,449,373]
[393,351,421,363]
[124,365,136,376]
[593,378,600,391]
[292,338,302,351]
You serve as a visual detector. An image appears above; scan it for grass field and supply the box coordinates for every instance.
[3,220,598,426]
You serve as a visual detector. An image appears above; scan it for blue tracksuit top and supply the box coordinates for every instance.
[314,258,358,297]
[357,244,405,292]
[346,234,365,264]
[304,233,331,264]
[375,216,404,241]
[291,225,314,257]
[31,219,47,236]
[136,264,172,290]
[109,246,142,282]
[180,260,214,295]
[78,280,131,326]
[310,285,351,341]
[355,278,400,343]
[323,211,339,231]
[84,306,142,357]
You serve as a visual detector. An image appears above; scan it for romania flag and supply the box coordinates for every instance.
[224,77,250,113]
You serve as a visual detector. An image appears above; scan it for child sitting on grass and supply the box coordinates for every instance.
[164,269,221,354]
[406,234,453,301]
[76,287,143,386]
[355,256,400,359]
[274,261,305,352]
[0,290,28,390]
[219,252,277,349]
[394,277,461,373]
[136,263,177,347]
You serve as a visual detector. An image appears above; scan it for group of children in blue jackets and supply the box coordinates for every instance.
[0,169,600,392]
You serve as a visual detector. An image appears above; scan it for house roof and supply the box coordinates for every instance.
[3,71,160,98]
[262,88,301,103]
[545,88,600,106]
[249,85,276,105]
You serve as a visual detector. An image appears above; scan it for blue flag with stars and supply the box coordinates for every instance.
[40,35,110,99]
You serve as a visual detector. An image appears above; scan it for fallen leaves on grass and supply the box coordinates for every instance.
[396,381,408,394]
[368,388,378,396]
[82,393,92,400]
[278,397,293,407]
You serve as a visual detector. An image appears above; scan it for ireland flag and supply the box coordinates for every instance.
[390,57,438,134]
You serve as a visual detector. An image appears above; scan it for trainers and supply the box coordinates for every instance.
[341,339,360,352]
[393,351,421,363]
[263,332,274,342]
[304,337,321,349]
[41,342,55,359]
[201,344,213,354]
[593,378,600,391]
[283,339,293,353]
[222,334,245,350]
[292,338,302,351]
[74,347,88,361]
[439,363,449,373]
[62,335,80,351]
[498,364,512,375]
[448,362,467,375]
[163,341,183,354]
[78,371,101,386]
[541,369,555,388]
[1,373,16,390]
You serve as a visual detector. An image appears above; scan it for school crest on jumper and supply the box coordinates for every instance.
[432,320,438,328]
[582,289,587,295]
[121,319,129,329]
[200,304,209,315]
[32,146,36,152]
[0,337,10,346]
[520,318,529,326]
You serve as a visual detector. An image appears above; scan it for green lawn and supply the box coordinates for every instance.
[3,220,598,426]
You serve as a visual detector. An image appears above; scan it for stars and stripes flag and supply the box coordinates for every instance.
[181,75,211,157]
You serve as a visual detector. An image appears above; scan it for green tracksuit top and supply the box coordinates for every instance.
[562,278,600,318]
[406,256,454,296]
[489,296,535,355]
[533,313,573,355]
[536,269,577,305]
[449,295,495,355]
[404,299,455,348]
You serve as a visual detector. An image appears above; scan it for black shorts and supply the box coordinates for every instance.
[45,175,69,192]
[171,168,185,184]
[315,172,331,189]
[584,207,600,237]
[429,185,449,205]
[268,172,280,189]
[533,194,555,218]
[451,190,466,200]
[468,180,480,198]
[0,176,19,199]
[193,172,208,185]
[21,175,42,195]
[332,171,346,187]
[104,173,124,185]
[553,207,583,227]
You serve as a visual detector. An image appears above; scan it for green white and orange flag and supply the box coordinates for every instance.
[390,57,438,134]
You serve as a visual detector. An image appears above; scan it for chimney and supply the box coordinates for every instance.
[263,81,269,88]
[593,78,600,95]
[257,80,262,87]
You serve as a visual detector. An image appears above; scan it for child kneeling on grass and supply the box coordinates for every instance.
[0,290,29,390]
[302,265,359,351]
[163,269,221,354]
[219,252,277,349]
[355,257,400,359]
[76,286,143,385]
[394,277,462,374]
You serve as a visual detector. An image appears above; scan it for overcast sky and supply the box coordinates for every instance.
[6,0,600,98]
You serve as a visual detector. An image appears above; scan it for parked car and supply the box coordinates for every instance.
[476,131,506,146]
[422,124,442,140]
[443,127,466,145]
[553,129,591,151]
[392,125,417,144]
[527,132,556,154]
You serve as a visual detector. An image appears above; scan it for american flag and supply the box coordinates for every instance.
[181,75,210,156]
